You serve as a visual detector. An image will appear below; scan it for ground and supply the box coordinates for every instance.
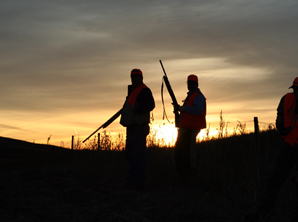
[0,133,297,221]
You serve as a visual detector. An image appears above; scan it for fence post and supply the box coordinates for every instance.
[254,117,259,136]
[97,133,100,151]
[71,135,74,150]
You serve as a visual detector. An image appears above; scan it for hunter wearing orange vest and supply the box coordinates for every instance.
[245,77,298,221]
[120,69,155,191]
[174,74,206,179]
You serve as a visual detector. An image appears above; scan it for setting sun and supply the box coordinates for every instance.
[151,124,177,147]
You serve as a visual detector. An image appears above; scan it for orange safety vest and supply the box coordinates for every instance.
[126,84,147,106]
[179,90,206,130]
[120,84,150,127]
[282,93,298,146]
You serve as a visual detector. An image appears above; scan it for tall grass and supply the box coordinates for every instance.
[78,126,172,151]
[82,130,124,151]
[75,110,270,150]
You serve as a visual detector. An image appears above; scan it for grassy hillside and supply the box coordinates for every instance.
[0,130,297,221]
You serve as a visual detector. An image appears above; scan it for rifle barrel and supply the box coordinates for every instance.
[82,108,122,143]
[163,76,178,106]
[159,60,167,77]
[159,60,180,127]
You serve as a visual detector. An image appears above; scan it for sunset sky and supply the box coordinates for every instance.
[1,0,298,147]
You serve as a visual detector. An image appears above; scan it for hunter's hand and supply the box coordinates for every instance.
[178,106,186,112]
[172,104,180,112]
[173,105,185,112]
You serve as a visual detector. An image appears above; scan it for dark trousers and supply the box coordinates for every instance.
[125,124,149,186]
[259,140,298,215]
[175,128,192,177]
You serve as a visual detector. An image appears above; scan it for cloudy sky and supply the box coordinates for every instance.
[1,0,298,146]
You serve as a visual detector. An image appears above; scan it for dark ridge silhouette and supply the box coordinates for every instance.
[0,136,64,149]
[0,136,67,159]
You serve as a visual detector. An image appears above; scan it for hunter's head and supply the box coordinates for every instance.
[289,77,298,100]
[130,69,143,88]
[187,74,198,93]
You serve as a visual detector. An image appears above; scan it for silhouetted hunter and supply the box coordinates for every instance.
[120,69,155,190]
[245,77,298,220]
[174,74,206,179]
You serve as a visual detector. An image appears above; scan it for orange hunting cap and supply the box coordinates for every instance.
[187,74,198,82]
[131,69,143,76]
[289,77,298,89]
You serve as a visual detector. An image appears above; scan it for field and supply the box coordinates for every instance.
[0,130,297,222]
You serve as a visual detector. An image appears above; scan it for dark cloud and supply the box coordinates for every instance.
[0,123,37,134]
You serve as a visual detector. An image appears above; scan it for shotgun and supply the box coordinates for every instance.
[82,108,122,143]
[159,60,180,127]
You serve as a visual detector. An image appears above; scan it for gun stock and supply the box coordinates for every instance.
[83,108,122,143]
[159,60,180,127]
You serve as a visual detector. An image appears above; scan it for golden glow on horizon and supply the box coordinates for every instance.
[0,108,275,148]
[0,83,276,148]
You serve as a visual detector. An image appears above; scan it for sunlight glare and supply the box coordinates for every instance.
[152,124,177,147]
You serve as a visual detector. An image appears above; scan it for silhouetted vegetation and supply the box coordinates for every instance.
[0,128,297,221]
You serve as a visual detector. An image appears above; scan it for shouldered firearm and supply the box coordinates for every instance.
[159,60,180,127]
